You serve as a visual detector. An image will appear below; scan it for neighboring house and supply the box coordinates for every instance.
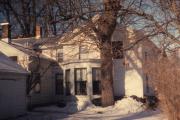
[0,52,28,119]
[33,23,160,100]
[0,22,63,107]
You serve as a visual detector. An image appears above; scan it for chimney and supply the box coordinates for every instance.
[35,25,42,39]
[0,22,11,43]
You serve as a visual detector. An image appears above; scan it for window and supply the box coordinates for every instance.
[112,41,123,59]
[55,73,64,95]
[75,68,87,95]
[144,52,148,61]
[56,48,63,62]
[145,74,150,93]
[79,45,88,59]
[9,56,18,62]
[92,68,101,95]
[65,69,71,95]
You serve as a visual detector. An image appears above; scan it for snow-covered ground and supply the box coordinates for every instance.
[14,97,166,120]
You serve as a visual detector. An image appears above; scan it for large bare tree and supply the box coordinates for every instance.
[92,0,120,107]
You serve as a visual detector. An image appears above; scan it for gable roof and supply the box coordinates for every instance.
[32,15,101,47]
[0,39,57,64]
[0,52,28,74]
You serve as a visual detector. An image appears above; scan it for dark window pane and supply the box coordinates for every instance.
[146,74,149,93]
[9,56,18,62]
[75,68,87,95]
[75,81,87,95]
[65,69,71,95]
[55,73,64,95]
[92,68,101,95]
[144,52,148,61]
[93,81,101,95]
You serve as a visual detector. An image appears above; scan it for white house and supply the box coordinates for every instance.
[34,24,160,101]
[0,52,28,119]
[0,20,160,106]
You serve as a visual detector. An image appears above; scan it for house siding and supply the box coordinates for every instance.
[0,40,63,107]
[40,26,160,99]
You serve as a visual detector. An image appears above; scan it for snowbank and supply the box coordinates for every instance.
[64,98,93,113]
[34,97,145,115]
[34,97,93,113]
[114,97,146,113]
[16,97,164,120]
[85,97,146,116]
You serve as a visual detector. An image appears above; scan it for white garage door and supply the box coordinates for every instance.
[0,80,26,119]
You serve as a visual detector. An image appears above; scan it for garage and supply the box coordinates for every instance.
[0,52,28,119]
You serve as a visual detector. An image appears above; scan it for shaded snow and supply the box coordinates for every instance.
[34,97,93,113]
[14,97,166,120]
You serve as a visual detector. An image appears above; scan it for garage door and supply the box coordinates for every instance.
[0,80,26,119]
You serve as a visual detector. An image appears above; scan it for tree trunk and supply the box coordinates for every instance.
[101,41,114,107]
[91,0,120,107]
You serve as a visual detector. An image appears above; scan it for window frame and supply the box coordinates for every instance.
[92,68,101,95]
[65,69,71,96]
[74,68,87,95]
[56,48,63,62]
[79,45,89,59]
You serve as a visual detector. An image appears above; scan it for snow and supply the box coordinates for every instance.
[14,97,166,120]
[34,97,93,113]
[114,97,145,113]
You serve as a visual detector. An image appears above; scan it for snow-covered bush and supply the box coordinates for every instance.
[114,97,146,113]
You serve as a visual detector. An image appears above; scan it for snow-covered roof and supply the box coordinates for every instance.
[0,52,28,74]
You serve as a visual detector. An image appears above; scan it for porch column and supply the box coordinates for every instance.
[70,68,75,95]
[63,69,66,96]
[87,66,93,99]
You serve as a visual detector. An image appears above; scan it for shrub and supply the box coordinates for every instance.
[147,55,180,120]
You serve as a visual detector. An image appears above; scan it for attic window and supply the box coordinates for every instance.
[144,52,148,61]
[56,48,63,62]
[9,56,18,62]
[79,45,88,59]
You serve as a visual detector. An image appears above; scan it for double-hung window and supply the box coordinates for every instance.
[92,68,101,95]
[75,68,87,95]
[65,69,71,95]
